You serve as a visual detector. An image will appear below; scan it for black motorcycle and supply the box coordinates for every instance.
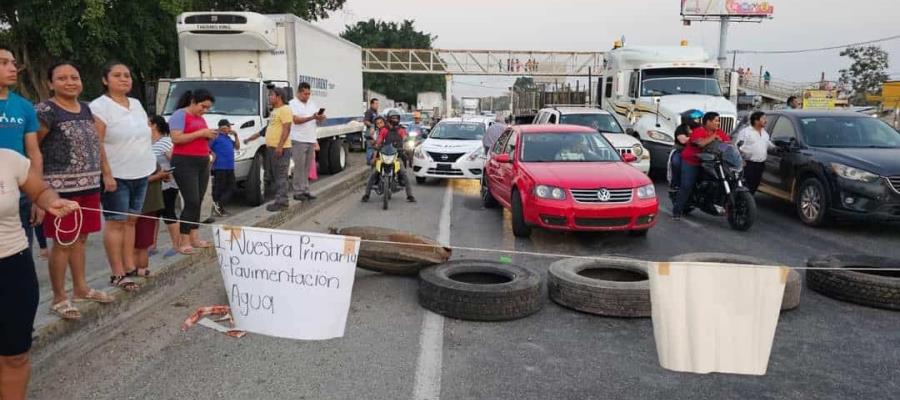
[669,142,757,231]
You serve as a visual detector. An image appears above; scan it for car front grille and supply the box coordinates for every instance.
[427,168,464,176]
[617,148,632,156]
[570,188,633,203]
[887,176,900,194]
[720,116,736,134]
[427,152,465,162]
[574,217,631,227]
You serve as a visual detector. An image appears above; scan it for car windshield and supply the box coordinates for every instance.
[559,114,623,133]
[799,116,900,148]
[521,132,620,162]
[641,78,722,97]
[163,81,260,116]
[429,122,485,140]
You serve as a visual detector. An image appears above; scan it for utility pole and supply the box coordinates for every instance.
[717,17,730,69]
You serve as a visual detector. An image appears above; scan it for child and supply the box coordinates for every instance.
[131,165,167,277]
[209,119,240,216]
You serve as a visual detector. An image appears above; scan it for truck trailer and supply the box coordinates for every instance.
[160,11,365,206]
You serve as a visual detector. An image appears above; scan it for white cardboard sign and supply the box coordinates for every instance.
[212,226,360,340]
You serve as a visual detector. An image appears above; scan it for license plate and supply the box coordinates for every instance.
[437,164,452,171]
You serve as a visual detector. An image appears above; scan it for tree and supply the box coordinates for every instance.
[341,19,444,106]
[0,0,345,101]
[513,77,536,91]
[839,46,889,105]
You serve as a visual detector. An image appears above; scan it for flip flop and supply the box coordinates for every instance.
[73,289,115,304]
[50,300,81,320]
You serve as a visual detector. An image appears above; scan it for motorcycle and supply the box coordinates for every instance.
[668,141,757,231]
[403,129,427,168]
[374,144,403,210]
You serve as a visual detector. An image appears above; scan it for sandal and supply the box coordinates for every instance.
[73,289,114,304]
[110,275,140,292]
[125,267,152,278]
[50,300,81,320]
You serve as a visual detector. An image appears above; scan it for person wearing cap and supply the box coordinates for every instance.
[208,118,240,216]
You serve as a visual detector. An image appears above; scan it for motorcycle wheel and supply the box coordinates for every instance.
[383,178,391,210]
[726,191,757,231]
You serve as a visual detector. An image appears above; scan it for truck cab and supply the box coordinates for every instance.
[599,44,738,171]
[162,11,364,206]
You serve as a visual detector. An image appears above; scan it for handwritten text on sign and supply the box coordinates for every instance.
[213,226,360,340]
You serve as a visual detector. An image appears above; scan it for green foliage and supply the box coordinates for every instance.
[839,46,890,105]
[0,0,345,102]
[341,19,444,106]
[513,77,536,91]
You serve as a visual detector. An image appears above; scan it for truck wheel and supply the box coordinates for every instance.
[327,138,347,174]
[548,257,651,317]
[243,151,266,206]
[318,140,332,174]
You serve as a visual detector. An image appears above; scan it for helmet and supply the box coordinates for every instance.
[386,109,401,126]
[681,109,703,127]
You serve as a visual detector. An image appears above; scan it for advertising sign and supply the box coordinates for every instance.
[681,0,775,17]
[802,90,837,110]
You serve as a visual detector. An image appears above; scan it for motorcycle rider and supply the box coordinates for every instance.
[361,110,417,203]
[669,109,703,193]
[672,111,730,220]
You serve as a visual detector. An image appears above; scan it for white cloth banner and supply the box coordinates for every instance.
[212,225,360,340]
[649,262,787,376]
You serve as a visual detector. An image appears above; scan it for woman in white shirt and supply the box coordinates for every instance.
[90,62,156,286]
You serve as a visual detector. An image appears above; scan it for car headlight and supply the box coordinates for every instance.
[831,163,879,183]
[646,130,673,143]
[415,148,427,160]
[631,144,644,158]
[535,185,566,200]
[466,148,486,161]
[636,184,656,199]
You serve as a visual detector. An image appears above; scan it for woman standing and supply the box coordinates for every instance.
[150,115,181,257]
[0,147,79,400]
[36,62,116,319]
[90,61,156,287]
[168,89,217,254]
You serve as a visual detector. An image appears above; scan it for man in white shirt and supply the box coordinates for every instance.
[289,82,326,201]
[734,111,773,194]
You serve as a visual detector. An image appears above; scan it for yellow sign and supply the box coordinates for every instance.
[802,90,836,110]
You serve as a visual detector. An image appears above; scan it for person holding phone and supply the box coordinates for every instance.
[288,82,326,201]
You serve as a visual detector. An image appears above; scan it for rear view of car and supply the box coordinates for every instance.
[412,119,488,181]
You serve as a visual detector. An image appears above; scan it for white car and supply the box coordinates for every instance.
[412,117,492,182]
[534,107,651,173]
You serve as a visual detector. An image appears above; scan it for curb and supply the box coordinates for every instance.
[31,166,369,351]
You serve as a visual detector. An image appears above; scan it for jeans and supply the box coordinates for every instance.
[365,140,376,166]
[266,147,292,206]
[673,163,700,217]
[212,169,236,205]
[291,141,316,195]
[669,149,683,189]
[172,155,210,234]
[101,177,149,221]
[744,161,765,194]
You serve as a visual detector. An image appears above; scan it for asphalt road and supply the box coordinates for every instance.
[30,176,900,400]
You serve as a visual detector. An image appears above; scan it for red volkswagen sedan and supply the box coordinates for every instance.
[482,124,659,237]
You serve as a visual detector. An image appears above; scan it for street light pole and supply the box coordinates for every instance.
[717,16,730,70]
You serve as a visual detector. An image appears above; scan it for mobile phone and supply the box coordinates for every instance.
[317,108,326,115]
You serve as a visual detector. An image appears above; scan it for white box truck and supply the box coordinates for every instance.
[599,43,738,171]
[461,97,480,115]
[417,92,444,116]
[159,11,365,206]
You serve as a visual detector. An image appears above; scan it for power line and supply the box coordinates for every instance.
[732,34,900,55]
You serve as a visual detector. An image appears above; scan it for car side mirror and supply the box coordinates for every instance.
[772,138,792,150]
[494,153,511,163]
[622,153,638,163]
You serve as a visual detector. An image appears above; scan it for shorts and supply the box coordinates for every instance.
[101,177,149,221]
[43,192,102,243]
[134,211,160,250]
[0,249,38,356]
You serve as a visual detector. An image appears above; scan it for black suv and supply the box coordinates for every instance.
[757,110,900,226]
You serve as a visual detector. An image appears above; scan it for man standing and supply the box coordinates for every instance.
[764,70,771,87]
[0,46,43,248]
[733,111,772,195]
[209,119,240,216]
[363,98,379,165]
[786,95,801,110]
[482,115,507,154]
[289,82,325,201]
[264,88,293,212]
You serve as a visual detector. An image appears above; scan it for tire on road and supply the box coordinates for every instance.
[670,252,801,311]
[548,257,651,317]
[330,226,451,275]
[418,260,543,321]
[357,256,429,276]
[806,254,900,311]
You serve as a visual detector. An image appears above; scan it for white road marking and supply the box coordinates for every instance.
[412,183,452,400]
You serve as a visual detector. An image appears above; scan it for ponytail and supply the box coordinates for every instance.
[175,88,215,110]
[175,90,194,109]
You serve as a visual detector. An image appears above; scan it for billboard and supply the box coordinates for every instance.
[681,0,775,17]
[802,90,837,110]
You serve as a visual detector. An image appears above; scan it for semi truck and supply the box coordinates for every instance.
[159,11,365,206]
[598,43,738,171]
